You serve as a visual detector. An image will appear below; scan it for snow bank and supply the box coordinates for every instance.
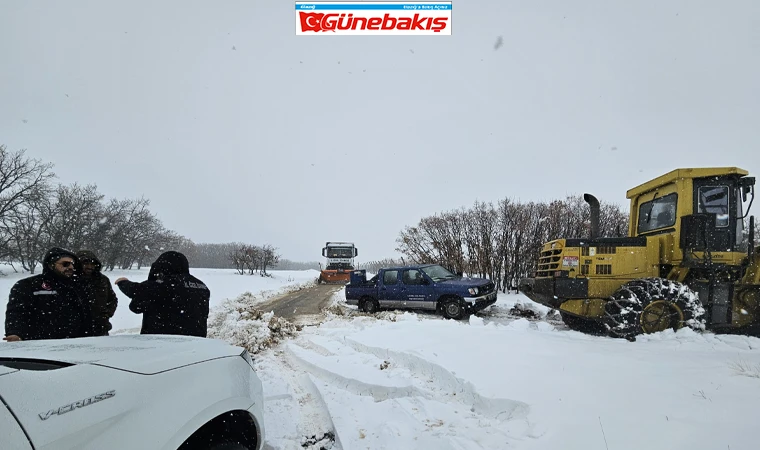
[208,302,297,355]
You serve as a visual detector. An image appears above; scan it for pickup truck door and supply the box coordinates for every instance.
[399,269,436,310]
[378,270,402,307]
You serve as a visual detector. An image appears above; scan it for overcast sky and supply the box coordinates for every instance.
[1,0,758,263]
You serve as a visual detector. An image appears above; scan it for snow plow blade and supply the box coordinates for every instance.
[318,270,350,284]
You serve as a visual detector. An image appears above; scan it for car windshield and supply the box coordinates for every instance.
[421,265,457,282]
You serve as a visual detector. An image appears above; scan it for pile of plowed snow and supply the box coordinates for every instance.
[208,292,299,354]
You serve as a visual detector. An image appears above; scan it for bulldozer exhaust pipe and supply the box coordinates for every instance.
[584,193,600,239]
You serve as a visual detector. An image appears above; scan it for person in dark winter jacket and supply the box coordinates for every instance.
[75,250,118,336]
[114,251,210,337]
[4,247,92,342]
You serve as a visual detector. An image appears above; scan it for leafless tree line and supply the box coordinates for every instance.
[0,146,189,273]
[166,242,314,272]
[395,196,630,292]
[0,145,291,274]
[227,244,281,276]
[357,258,406,274]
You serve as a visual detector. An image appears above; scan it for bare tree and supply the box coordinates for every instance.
[0,146,56,259]
[228,244,250,275]
[1,184,55,273]
[259,244,280,276]
[225,243,281,276]
[245,246,261,275]
[42,183,104,251]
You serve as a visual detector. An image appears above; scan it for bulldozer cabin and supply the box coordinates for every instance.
[519,167,760,340]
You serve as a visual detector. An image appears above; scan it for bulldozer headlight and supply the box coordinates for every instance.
[554,270,570,278]
[468,287,479,295]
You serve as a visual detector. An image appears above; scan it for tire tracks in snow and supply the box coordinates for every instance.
[256,348,342,450]
[257,296,547,449]
[283,331,538,449]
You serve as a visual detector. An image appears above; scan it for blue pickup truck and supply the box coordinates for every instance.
[344,264,497,319]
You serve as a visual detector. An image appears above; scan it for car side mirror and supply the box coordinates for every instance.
[421,278,430,285]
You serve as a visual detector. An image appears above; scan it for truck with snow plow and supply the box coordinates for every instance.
[317,241,358,284]
[519,167,760,340]
[345,264,497,319]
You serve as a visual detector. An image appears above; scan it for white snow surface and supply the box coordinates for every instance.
[256,289,760,450]
[3,266,760,449]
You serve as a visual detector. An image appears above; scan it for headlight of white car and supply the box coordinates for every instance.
[240,349,254,368]
[468,287,479,295]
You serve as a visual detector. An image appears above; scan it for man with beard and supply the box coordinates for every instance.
[115,251,210,337]
[75,250,118,336]
[3,247,92,342]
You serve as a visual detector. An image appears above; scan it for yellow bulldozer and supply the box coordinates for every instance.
[520,167,760,340]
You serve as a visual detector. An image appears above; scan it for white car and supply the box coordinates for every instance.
[0,334,265,450]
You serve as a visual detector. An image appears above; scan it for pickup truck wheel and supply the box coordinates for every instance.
[360,297,379,314]
[441,299,465,320]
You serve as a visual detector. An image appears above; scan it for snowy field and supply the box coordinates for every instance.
[256,292,760,450]
[0,265,320,333]
[2,266,760,449]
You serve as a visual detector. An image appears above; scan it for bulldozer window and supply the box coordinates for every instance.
[698,186,730,227]
[638,193,677,234]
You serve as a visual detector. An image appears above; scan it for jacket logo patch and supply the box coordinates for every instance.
[41,282,51,290]
[39,390,116,420]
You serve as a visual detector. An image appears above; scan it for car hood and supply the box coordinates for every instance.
[437,277,491,288]
[0,366,18,376]
[0,334,243,375]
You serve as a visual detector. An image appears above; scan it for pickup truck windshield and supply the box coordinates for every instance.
[421,265,457,282]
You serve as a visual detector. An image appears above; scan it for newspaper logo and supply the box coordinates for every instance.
[296,2,452,35]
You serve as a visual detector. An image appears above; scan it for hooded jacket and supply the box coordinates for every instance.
[75,250,118,335]
[116,251,210,337]
[4,247,92,340]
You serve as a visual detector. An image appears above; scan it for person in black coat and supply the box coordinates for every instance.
[114,251,210,337]
[75,250,119,336]
[4,247,92,342]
